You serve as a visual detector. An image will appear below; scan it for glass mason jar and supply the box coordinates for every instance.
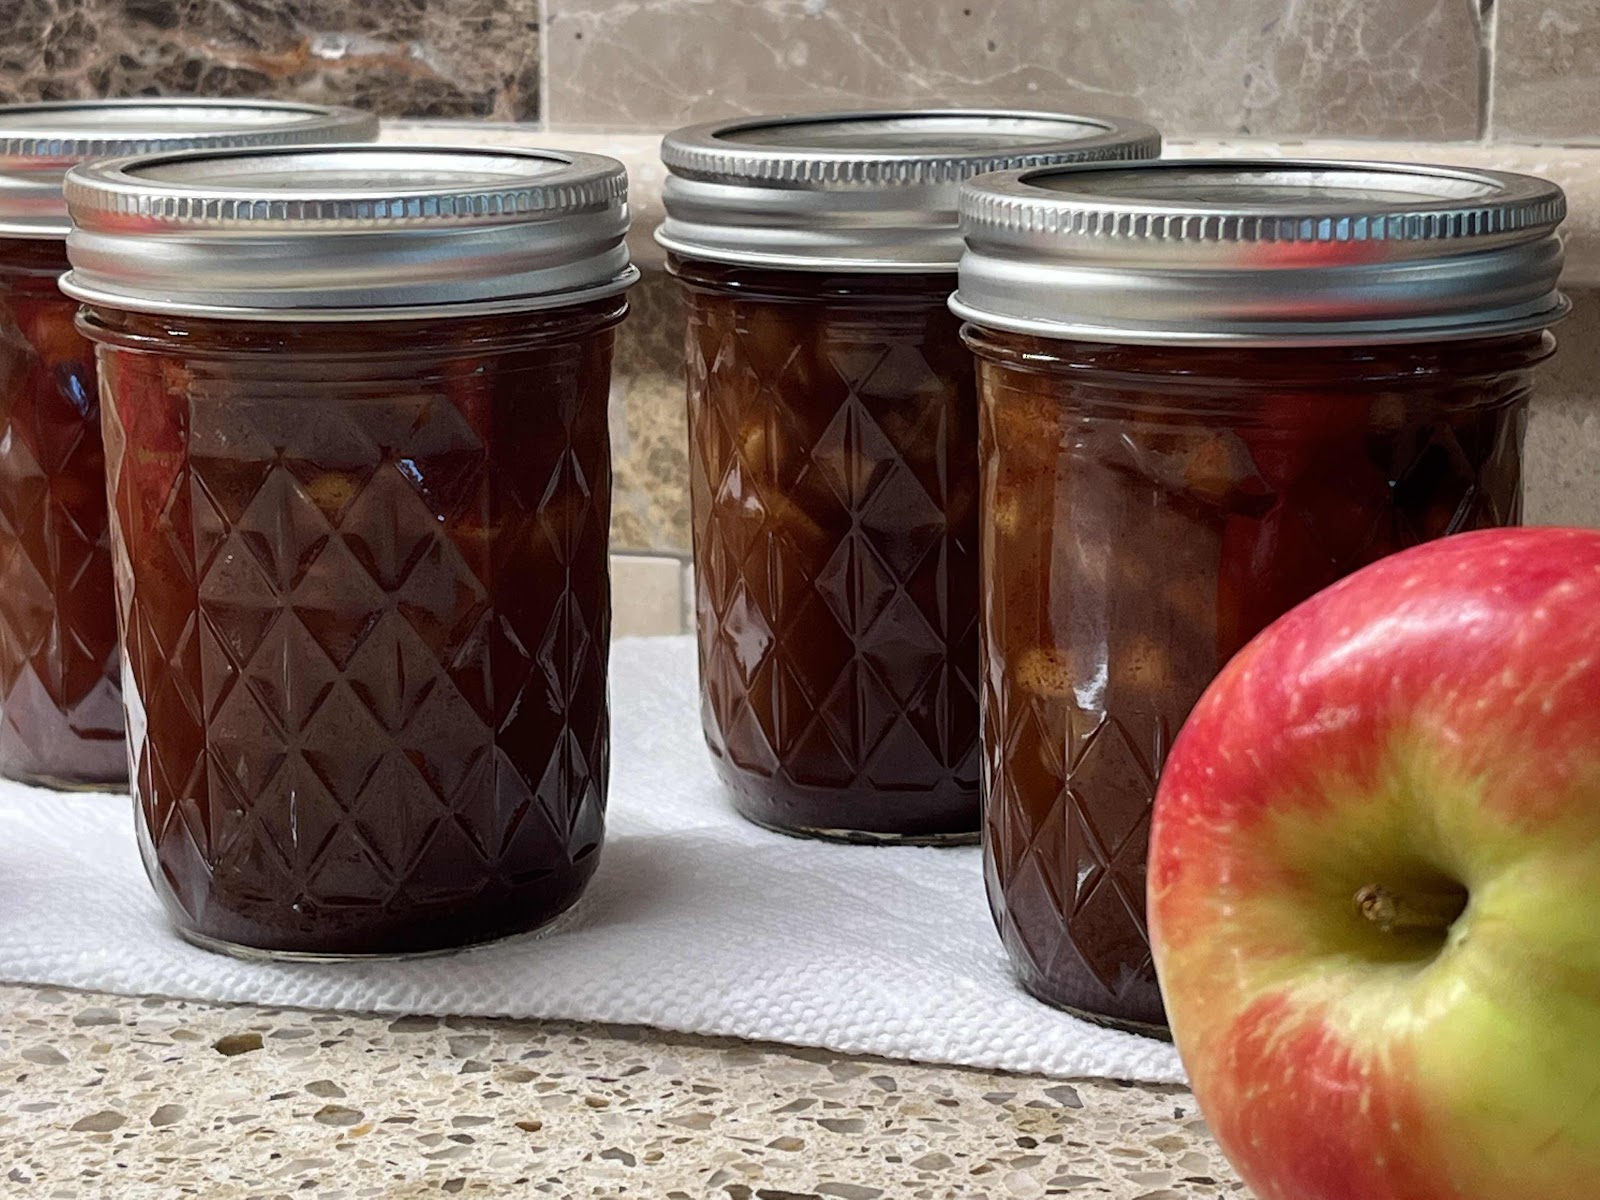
[63,144,637,958]
[0,99,375,790]
[952,160,1569,1031]
[659,111,1161,843]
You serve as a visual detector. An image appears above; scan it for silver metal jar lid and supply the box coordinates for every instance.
[951,158,1570,346]
[0,98,378,238]
[657,109,1162,272]
[60,143,639,321]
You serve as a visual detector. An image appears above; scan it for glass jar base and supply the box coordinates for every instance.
[735,803,980,848]
[173,896,587,964]
[1014,970,1171,1040]
[717,760,980,846]
[3,766,129,793]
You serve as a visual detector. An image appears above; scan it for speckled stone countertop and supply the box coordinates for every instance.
[0,984,1247,1199]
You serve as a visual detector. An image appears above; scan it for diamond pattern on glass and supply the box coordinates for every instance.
[983,388,1528,1024]
[684,282,981,837]
[0,281,125,787]
[100,322,612,954]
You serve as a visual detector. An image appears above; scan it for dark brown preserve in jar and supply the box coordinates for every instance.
[84,304,619,955]
[659,110,1162,842]
[0,237,121,787]
[973,329,1547,1029]
[674,256,980,841]
[0,99,374,789]
[64,143,634,957]
[954,159,1568,1031]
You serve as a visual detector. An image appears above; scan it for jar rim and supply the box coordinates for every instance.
[657,108,1161,271]
[60,143,638,317]
[0,98,377,238]
[952,157,1570,346]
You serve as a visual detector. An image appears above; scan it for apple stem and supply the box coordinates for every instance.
[1354,884,1467,935]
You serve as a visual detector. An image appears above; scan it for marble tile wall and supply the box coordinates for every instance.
[7,2,1600,149]
[611,272,692,554]
[545,0,1487,139]
[0,0,540,118]
[1494,0,1600,142]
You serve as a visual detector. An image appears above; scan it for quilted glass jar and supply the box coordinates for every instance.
[659,110,1160,843]
[63,144,637,957]
[0,99,374,790]
[953,160,1569,1030]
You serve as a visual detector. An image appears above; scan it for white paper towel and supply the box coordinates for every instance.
[0,635,1182,1084]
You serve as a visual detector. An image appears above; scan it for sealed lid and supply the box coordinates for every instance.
[0,98,377,237]
[60,143,639,320]
[952,158,1569,346]
[657,109,1161,271]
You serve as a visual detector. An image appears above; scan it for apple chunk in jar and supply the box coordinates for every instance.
[63,144,636,958]
[953,160,1568,1031]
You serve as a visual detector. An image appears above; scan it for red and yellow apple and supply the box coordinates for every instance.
[1149,527,1600,1200]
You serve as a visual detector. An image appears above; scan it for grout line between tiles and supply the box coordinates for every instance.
[1478,0,1497,143]
[538,0,551,130]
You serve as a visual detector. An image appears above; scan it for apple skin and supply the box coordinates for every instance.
[1149,527,1600,1200]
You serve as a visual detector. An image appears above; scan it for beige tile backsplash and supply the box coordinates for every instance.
[1524,288,1600,527]
[1493,0,1600,143]
[611,273,693,555]
[7,2,1599,143]
[610,552,693,636]
[544,0,1486,139]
